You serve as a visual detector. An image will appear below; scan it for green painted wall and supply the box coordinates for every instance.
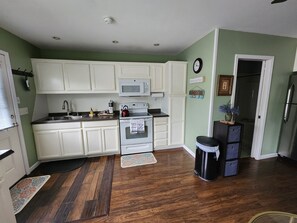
[0,28,40,166]
[177,31,215,152]
[40,49,175,62]
[214,29,297,155]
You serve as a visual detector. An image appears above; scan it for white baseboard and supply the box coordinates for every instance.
[258,153,278,160]
[182,145,195,158]
[28,161,40,174]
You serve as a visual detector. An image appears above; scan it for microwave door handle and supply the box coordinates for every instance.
[284,84,295,122]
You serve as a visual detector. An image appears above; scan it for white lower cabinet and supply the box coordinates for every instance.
[82,120,120,155]
[60,129,84,156]
[33,122,84,160]
[154,117,168,149]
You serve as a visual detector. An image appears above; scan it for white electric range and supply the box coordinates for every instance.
[119,102,153,155]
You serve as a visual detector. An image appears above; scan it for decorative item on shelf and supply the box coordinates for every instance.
[218,75,234,96]
[189,85,205,100]
[219,101,239,125]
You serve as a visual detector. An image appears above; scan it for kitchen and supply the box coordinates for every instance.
[0,0,297,222]
[30,59,187,160]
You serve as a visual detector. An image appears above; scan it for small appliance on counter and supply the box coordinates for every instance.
[108,100,114,114]
[119,102,153,155]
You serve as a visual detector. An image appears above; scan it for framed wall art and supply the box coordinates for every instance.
[217,75,234,96]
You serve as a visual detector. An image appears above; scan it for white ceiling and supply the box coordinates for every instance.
[0,0,296,55]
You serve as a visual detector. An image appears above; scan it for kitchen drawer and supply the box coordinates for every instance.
[82,120,118,128]
[155,131,168,140]
[228,126,241,142]
[226,143,240,160]
[154,125,167,132]
[224,160,238,177]
[154,117,168,125]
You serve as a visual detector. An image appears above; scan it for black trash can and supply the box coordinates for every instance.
[194,136,220,181]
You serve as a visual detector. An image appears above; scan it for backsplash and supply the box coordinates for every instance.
[32,94,166,121]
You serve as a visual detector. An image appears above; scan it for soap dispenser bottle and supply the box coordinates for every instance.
[89,108,94,118]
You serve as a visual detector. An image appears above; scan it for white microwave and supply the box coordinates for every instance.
[119,78,150,97]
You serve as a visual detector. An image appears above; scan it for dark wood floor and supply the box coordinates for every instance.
[23,148,297,222]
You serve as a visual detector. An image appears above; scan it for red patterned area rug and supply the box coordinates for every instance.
[10,175,50,214]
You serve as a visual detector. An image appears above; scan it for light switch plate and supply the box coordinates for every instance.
[19,107,28,116]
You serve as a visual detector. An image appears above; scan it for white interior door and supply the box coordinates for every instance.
[0,53,26,187]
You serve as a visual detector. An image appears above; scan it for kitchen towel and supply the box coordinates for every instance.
[130,119,145,133]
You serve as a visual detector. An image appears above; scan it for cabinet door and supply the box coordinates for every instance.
[83,128,103,155]
[60,129,84,156]
[169,96,185,122]
[91,63,117,92]
[103,126,119,153]
[118,63,150,78]
[33,61,65,93]
[168,97,185,146]
[34,130,62,160]
[167,62,187,95]
[150,64,164,92]
[170,121,184,145]
[64,63,91,91]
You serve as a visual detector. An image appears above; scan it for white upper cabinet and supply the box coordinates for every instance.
[32,60,65,93]
[165,61,187,95]
[91,63,117,92]
[32,59,117,94]
[118,63,150,78]
[150,64,164,92]
[64,62,91,91]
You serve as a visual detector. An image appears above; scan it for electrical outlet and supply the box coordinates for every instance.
[16,97,20,104]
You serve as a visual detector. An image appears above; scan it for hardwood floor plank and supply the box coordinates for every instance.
[54,160,91,222]
[95,155,115,216]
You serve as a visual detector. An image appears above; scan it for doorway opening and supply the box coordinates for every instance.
[234,60,262,157]
[231,54,274,160]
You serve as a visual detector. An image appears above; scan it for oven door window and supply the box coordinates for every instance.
[125,126,148,139]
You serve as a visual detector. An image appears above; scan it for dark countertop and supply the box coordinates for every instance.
[32,112,119,124]
[148,109,169,118]
[32,109,168,124]
[0,149,14,160]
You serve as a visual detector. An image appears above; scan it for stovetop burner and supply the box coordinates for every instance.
[119,112,152,120]
[119,102,151,119]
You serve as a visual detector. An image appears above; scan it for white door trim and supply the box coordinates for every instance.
[208,28,219,136]
[0,49,30,174]
[231,54,274,160]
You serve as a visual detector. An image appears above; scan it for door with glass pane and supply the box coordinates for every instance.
[0,53,25,187]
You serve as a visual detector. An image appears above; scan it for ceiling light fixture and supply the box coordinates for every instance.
[52,36,61,40]
[153,43,160,46]
[112,40,119,44]
[104,17,114,24]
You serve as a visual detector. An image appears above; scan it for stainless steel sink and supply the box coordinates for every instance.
[46,115,83,121]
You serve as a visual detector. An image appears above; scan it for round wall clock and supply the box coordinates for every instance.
[193,58,203,74]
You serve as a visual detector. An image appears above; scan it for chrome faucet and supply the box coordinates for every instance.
[62,100,70,116]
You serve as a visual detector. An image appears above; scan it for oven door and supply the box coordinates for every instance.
[120,117,152,145]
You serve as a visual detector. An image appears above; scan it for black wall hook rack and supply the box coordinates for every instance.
[12,68,34,77]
